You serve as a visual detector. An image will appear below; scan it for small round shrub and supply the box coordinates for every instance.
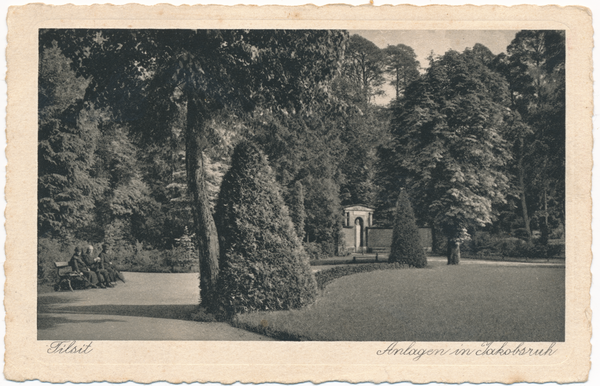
[213,142,317,315]
[388,190,427,268]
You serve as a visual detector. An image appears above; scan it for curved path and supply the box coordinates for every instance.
[38,272,273,341]
[426,255,565,267]
[311,254,564,272]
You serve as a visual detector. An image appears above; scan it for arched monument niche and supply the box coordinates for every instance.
[341,204,432,254]
[354,217,364,251]
[343,205,374,253]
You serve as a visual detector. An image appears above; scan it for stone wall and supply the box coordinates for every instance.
[418,228,433,252]
[340,227,355,254]
[366,228,393,252]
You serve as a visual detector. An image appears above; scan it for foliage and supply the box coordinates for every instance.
[248,108,347,255]
[44,29,350,302]
[383,43,420,100]
[162,246,200,273]
[163,227,199,271]
[105,241,198,273]
[37,29,564,303]
[304,241,326,260]
[344,34,386,103]
[462,232,565,260]
[503,30,566,241]
[245,30,349,112]
[288,181,306,242]
[124,244,169,273]
[303,176,344,256]
[336,102,391,209]
[388,190,427,267]
[37,238,76,284]
[37,237,197,284]
[214,142,318,315]
[95,123,162,246]
[38,103,108,240]
[38,42,104,239]
[38,41,90,120]
[387,46,513,262]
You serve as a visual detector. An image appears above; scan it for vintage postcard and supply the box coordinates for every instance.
[5,4,592,384]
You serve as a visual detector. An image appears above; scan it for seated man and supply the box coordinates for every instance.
[98,244,125,284]
[83,245,112,288]
[68,246,98,289]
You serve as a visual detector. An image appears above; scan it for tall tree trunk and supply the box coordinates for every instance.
[540,189,549,245]
[447,239,461,265]
[517,137,532,240]
[186,94,220,307]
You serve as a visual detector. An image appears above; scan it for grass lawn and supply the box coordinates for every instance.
[233,260,564,341]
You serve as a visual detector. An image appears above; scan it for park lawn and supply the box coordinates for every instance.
[233,261,565,341]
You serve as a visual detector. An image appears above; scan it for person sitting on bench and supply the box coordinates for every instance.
[84,245,113,288]
[69,246,98,289]
[98,244,125,284]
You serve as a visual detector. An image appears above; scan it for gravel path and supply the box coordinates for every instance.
[38,272,273,341]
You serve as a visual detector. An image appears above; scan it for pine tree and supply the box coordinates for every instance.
[388,190,427,268]
[213,142,317,315]
[383,44,420,100]
[344,34,386,103]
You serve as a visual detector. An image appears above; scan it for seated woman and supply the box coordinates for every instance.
[68,246,98,289]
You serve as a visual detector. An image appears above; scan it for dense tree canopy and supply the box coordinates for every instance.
[505,30,565,241]
[344,34,386,104]
[383,44,420,100]
[387,47,513,263]
[38,42,101,239]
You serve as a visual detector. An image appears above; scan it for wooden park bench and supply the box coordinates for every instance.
[54,261,91,291]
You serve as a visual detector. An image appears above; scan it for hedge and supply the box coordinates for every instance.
[314,262,409,290]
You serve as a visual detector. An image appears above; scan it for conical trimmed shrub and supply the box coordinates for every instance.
[388,190,428,268]
[213,142,317,315]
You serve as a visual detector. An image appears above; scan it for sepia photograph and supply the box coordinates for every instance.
[37,28,565,342]
[5,3,592,384]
